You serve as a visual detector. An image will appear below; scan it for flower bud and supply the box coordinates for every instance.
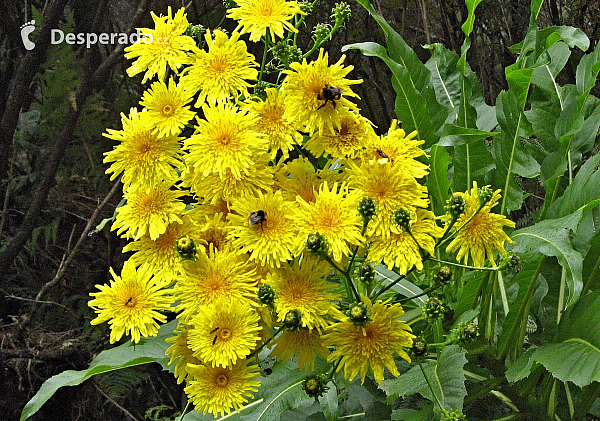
[446,195,466,218]
[358,197,376,222]
[331,2,351,24]
[478,186,494,206]
[357,263,375,285]
[498,253,521,271]
[412,340,427,357]
[435,265,453,284]
[175,236,197,261]
[313,23,332,42]
[463,322,477,340]
[444,410,467,420]
[346,302,370,327]
[257,284,276,308]
[302,373,329,398]
[392,208,412,231]
[283,310,302,331]
[306,233,328,256]
[185,24,205,41]
[422,296,447,321]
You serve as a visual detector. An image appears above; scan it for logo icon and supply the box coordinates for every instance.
[20,20,36,50]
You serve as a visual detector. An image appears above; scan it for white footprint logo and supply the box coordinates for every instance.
[20,20,36,51]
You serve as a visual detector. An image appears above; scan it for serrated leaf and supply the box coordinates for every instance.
[508,291,600,387]
[21,320,177,420]
[427,145,452,216]
[380,345,467,415]
[547,153,600,219]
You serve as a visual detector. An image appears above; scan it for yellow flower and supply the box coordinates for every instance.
[282,49,362,133]
[124,7,196,83]
[305,113,377,159]
[227,0,305,42]
[187,298,261,367]
[185,361,261,417]
[275,157,339,203]
[192,211,231,252]
[182,158,274,204]
[112,182,186,240]
[182,29,258,106]
[88,259,173,343]
[369,209,444,274]
[165,324,203,384]
[361,120,429,179]
[295,182,364,263]
[174,245,258,323]
[103,108,181,192]
[139,78,195,138]
[122,215,202,280]
[271,329,328,371]
[228,191,303,268]
[184,102,267,180]
[322,296,414,384]
[266,257,340,330]
[244,88,303,159]
[347,160,429,237]
[446,182,515,267]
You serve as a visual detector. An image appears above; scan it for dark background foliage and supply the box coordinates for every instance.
[0,0,598,419]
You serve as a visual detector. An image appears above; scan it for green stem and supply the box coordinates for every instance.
[177,401,191,421]
[346,220,368,275]
[247,327,283,359]
[557,267,566,324]
[498,271,509,316]
[416,356,449,417]
[258,36,269,83]
[327,358,342,381]
[564,382,574,419]
[324,254,360,301]
[397,286,436,304]
[436,202,487,251]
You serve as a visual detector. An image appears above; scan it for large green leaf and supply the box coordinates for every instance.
[576,42,600,108]
[507,290,600,387]
[455,270,486,317]
[572,96,600,154]
[451,139,495,194]
[427,145,452,216]
[425,44,461,111]
[21,320,177,421]
[318,382,338,421]
[547,154,600,219]
[583,230,600,293]
[438,124,498,146]
[380,345,467,416]
[531,43,571,93]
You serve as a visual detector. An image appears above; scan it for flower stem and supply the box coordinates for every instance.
[436,202,487,251]
[416,356,449,417]
[177,401,191,421]
[258,36,269,83]
[324,254,360,301]
[247,327,283,359]
[428,257,498,271]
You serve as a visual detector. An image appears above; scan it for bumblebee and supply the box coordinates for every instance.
[317,85,342,109]
[249,210,267,230]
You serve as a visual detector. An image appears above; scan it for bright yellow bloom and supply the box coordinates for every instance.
[322,296,414,384]
[266,258,340,330]
[244,88,303,159]
[228,0,304,42]
[305,113,377,159]
[165,324,203,384]
[182,29,258,106]
[369,209,444,274]
[295,182,364,263]
[271,329,328,371]
[282,49,362,133]
[103,108,181,192]
[446,182,515,267]
[228,191,303,268]
[124,7,196,83]
[185,361,260,417]
[139,78,195,138]
[187,298,261,367]
[347,160,429,237]
[361,120,429,179]
[122,215,202,280]
[88,259,173,343]
[184,102,268,180]
[192,211,231,252]
[275,157,339,203]
[174,245,258,323]
[112,182,185,240]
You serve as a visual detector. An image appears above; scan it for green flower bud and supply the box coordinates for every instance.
[478,186,494,206]
[283,310,302,331]
[358,197,376,222]
[446,195,466,218]
[357,263,375,285]
[443,409,467,420]
[463,322,477,340]
[223,0,237,9]
[313,23,332,42]
[306,233,328,257]
[412,340,427,357]
[392,208,412,231]
[175,236,197,261]
[435,265,453,284]
[498,253,521,271]
[346,302,371,327]
[302,373,329,398]
[422,296,447,321]
[185,24,205,41]
[257,284,276,308]
[331,2,351,24]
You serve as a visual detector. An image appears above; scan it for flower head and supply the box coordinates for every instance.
[139,78,195,137]
[228,191,303,267]
[103,108,181,192]
[182,29,258,106]
[305,113,377,159]
[88,259,173,343]
[112,182,186,240]
[227,0,305,42]
[282,49,362,133]
[165,324,203,384]
[445,182,515,267]
[275,157,339,203]
[322,296,414,384]
[295,182,364,263]
[187,298,261,367]
[184,102,268,180]
[125,7,196,83]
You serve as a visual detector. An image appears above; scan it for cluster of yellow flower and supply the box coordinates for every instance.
[88,4,515,417]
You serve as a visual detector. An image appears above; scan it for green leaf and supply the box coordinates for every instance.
[508,291,600,387]
[425,43,461,111]
[511,210,590,307]
[461,0,484,37]
[318,382,338,421]
[547,154,600,219]
[380,345,467,415]
[455,270,486,317]
[427,145,452,216]
[451,139,495,193]
[374,264,427,305]
[438,124,499,146]
[531,43,571,93]
[392,408,430,420]
[583,230,600,293]
[576,42,600,108]
[21,320,177,420]
[572,96,600,154]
